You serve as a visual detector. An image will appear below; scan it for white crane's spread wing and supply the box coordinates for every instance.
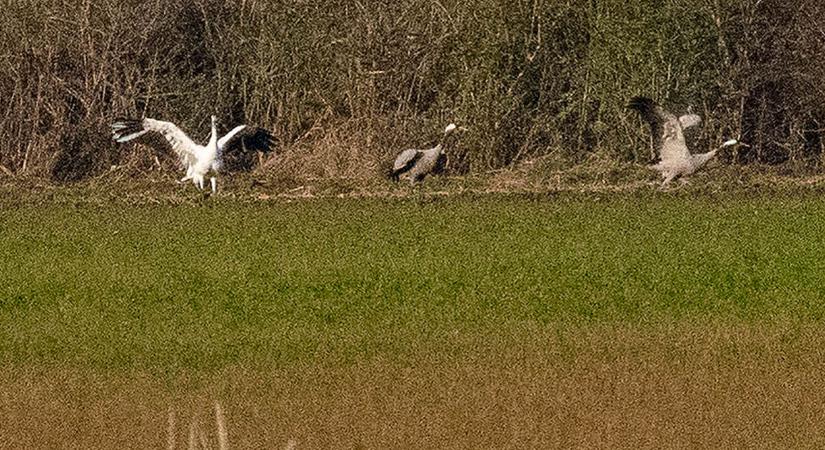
[217,125,248,151]
[393,148,421,172]
[678,114,701,130]
[217,125,276,157]
[111,118,199,166]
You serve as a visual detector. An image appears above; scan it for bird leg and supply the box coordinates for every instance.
[210,177,217,194]
[660,174,677,189]
[413,183,426,205]
[180,165,195,184]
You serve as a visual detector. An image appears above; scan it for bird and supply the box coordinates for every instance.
[111,116,275,193]
[389,123,458,185]
[628,96,739,187]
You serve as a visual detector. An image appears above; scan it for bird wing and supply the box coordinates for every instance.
[217,125,276,156]
[414,146,445,174]
[628,97,690,162]
[679,114,701,130]
[658,118,691,162]
[393,148,421,173]
[111,118,199,166]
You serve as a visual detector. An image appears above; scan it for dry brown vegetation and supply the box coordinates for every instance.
[1,0,824,184]
[3,322,825,449]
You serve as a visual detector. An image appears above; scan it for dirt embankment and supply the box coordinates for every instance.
[3,323,825,449]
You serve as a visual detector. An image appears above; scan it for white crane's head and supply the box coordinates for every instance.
[444,123,457,135]
[721,139,739,148]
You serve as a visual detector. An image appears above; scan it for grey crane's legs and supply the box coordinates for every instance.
[412,182,425,204]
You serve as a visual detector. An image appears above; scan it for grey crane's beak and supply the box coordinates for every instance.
[721,139,749,148]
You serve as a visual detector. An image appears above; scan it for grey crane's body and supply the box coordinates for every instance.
[390,123,457,185]
[628,97,738,187]
[111,116,275,193]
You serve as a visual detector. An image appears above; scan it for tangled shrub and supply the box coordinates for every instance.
[0,0,822,181]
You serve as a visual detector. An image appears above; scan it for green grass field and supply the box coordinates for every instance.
[2,193,824,373]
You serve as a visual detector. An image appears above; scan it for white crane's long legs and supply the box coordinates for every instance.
[180,165,195,184]
[210,177,217,194]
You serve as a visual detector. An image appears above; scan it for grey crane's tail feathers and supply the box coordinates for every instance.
[386,166,401,182]
[385,157,413,182]
[387,148,420,182]
[111,118,148,143]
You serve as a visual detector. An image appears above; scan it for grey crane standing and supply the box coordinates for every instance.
[390,123,457,185]
[628,97,739,187]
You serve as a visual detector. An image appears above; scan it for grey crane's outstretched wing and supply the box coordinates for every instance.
[678,114,701,130]
[111,118,199,167]
[217,125,276,157]
[628,97,691,163]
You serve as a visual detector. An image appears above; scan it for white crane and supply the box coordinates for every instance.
[111,115,275,193]
[390,123,458,184]
[628,97,740,187]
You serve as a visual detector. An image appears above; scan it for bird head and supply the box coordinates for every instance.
[720,138,750,150]
[714,138,748,164]
[444,123,457,135]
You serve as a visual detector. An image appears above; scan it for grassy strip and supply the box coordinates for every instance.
[1,194,824,371]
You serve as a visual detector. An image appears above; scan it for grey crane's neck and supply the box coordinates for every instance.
[691,149,717,167]
[436,132,455,152]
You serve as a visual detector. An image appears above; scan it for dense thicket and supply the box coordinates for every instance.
[1,0,823,181]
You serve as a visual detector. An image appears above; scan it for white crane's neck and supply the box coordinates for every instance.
[207,117,218,151]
